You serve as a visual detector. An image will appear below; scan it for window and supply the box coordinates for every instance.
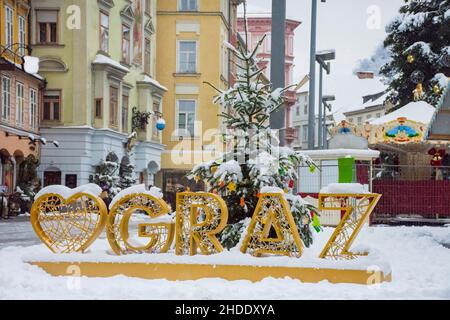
[122,24,131,64]
[376,113,382,118]
[179,0,198,11]
[349,118,354,123]
[1,77,11,122]
[145,38,151,75]
[122,95,129,132]
[178,41,197,73]
[265,34,271,53]
[100,12,109,53]
[109,86,118,126]
[95,99,103,118]
[177,100,196,137]
[16,83,25,127]
[18,16,26,56]
[29,89,38,129]
[357,117,363,125]
[5,6,13,47]
[302,126,308,143]
[221,43,228,79]
[304,104,308,115]
[296,106,300,116]
[43,91,61,121]
[366,114,372,120]
[145,0,151,15]
[36,10,58,44]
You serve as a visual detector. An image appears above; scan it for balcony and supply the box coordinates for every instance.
[285,127,297,143]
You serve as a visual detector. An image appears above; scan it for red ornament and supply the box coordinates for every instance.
[428,148,446,167]
[240,197,245,207]
[288,180,294,189]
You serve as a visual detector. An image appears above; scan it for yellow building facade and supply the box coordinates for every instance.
[156,0,242,198]
[30,0,167,188]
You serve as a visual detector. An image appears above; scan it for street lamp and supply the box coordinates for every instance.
[316,49,335,149]
[322,95,335,149]
[0,43,40,74]
[307,0,328,150]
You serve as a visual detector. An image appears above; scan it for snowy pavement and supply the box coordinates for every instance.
[0,217,41,249]
[0,221,450,299]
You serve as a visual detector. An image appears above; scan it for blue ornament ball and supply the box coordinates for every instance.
[156,118,166,131]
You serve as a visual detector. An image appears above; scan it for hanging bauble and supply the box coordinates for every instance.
[309,165,316,173]
[279,168,286,176]
[433,85,441,94]
[413,82,423,101]
[227,181,236,192]
[312,213,322,233]
[156,118,166,131]
[288,180,294,189]
[302,215,310,226]
[240,197,245,207]
[410,70,425,84]
[407,54,415,64]
[219,181,225,188]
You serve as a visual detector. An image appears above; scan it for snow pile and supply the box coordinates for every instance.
[34,184,102,200]
[260,186,284,194]
[142,75,168,92]
[213,160,243,182]
[109,184,163,209]
[93,54,130,73]
[320,183,368,194]
[1,226,450,299]
[369,101,435,125]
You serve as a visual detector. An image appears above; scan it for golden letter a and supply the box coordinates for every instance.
[240,193,303,257]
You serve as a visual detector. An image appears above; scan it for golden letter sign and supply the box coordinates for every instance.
[31,185,381,260]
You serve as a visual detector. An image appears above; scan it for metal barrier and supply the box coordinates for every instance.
[298,163,450,225]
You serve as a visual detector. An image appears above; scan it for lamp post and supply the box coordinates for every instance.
[307,0,328,150]
[322,95,335,149]
[270,0,287,146]
[316,49,335,149]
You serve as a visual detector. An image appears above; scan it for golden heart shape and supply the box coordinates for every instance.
[31,191,107,253]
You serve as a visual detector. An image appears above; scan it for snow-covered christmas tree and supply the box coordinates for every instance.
[93,152,121,199]
[379,0,450,108]
[188,5,319,249]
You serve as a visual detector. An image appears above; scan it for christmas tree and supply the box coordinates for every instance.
[379,0,450,109]
[188,6,318,249]
[118,154,136,190]
[93,152,121,200]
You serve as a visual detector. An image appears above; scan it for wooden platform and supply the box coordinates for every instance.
[29,261,392,285]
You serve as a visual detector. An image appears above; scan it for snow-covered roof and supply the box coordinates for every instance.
[237,3,300,22]
[301,149,380,161]
[92,54,130,73]
[141,75,168,92]
[344,91,389,115]
[369,101,435,125]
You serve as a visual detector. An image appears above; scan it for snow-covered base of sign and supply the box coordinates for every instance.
[2,226,450,299]
[24,239,391,285]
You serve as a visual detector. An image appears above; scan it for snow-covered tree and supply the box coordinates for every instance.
[378,0,450,109]
[119,155,136,190]
[188,5,319,249]
[94,152,121,199]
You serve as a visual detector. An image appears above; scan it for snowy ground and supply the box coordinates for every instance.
[0,219,450,300]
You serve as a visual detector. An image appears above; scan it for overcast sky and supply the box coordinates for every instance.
[241,0,404,117]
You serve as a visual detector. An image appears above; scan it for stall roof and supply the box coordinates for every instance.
[369,101,435,125]
[302,149,380,161]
